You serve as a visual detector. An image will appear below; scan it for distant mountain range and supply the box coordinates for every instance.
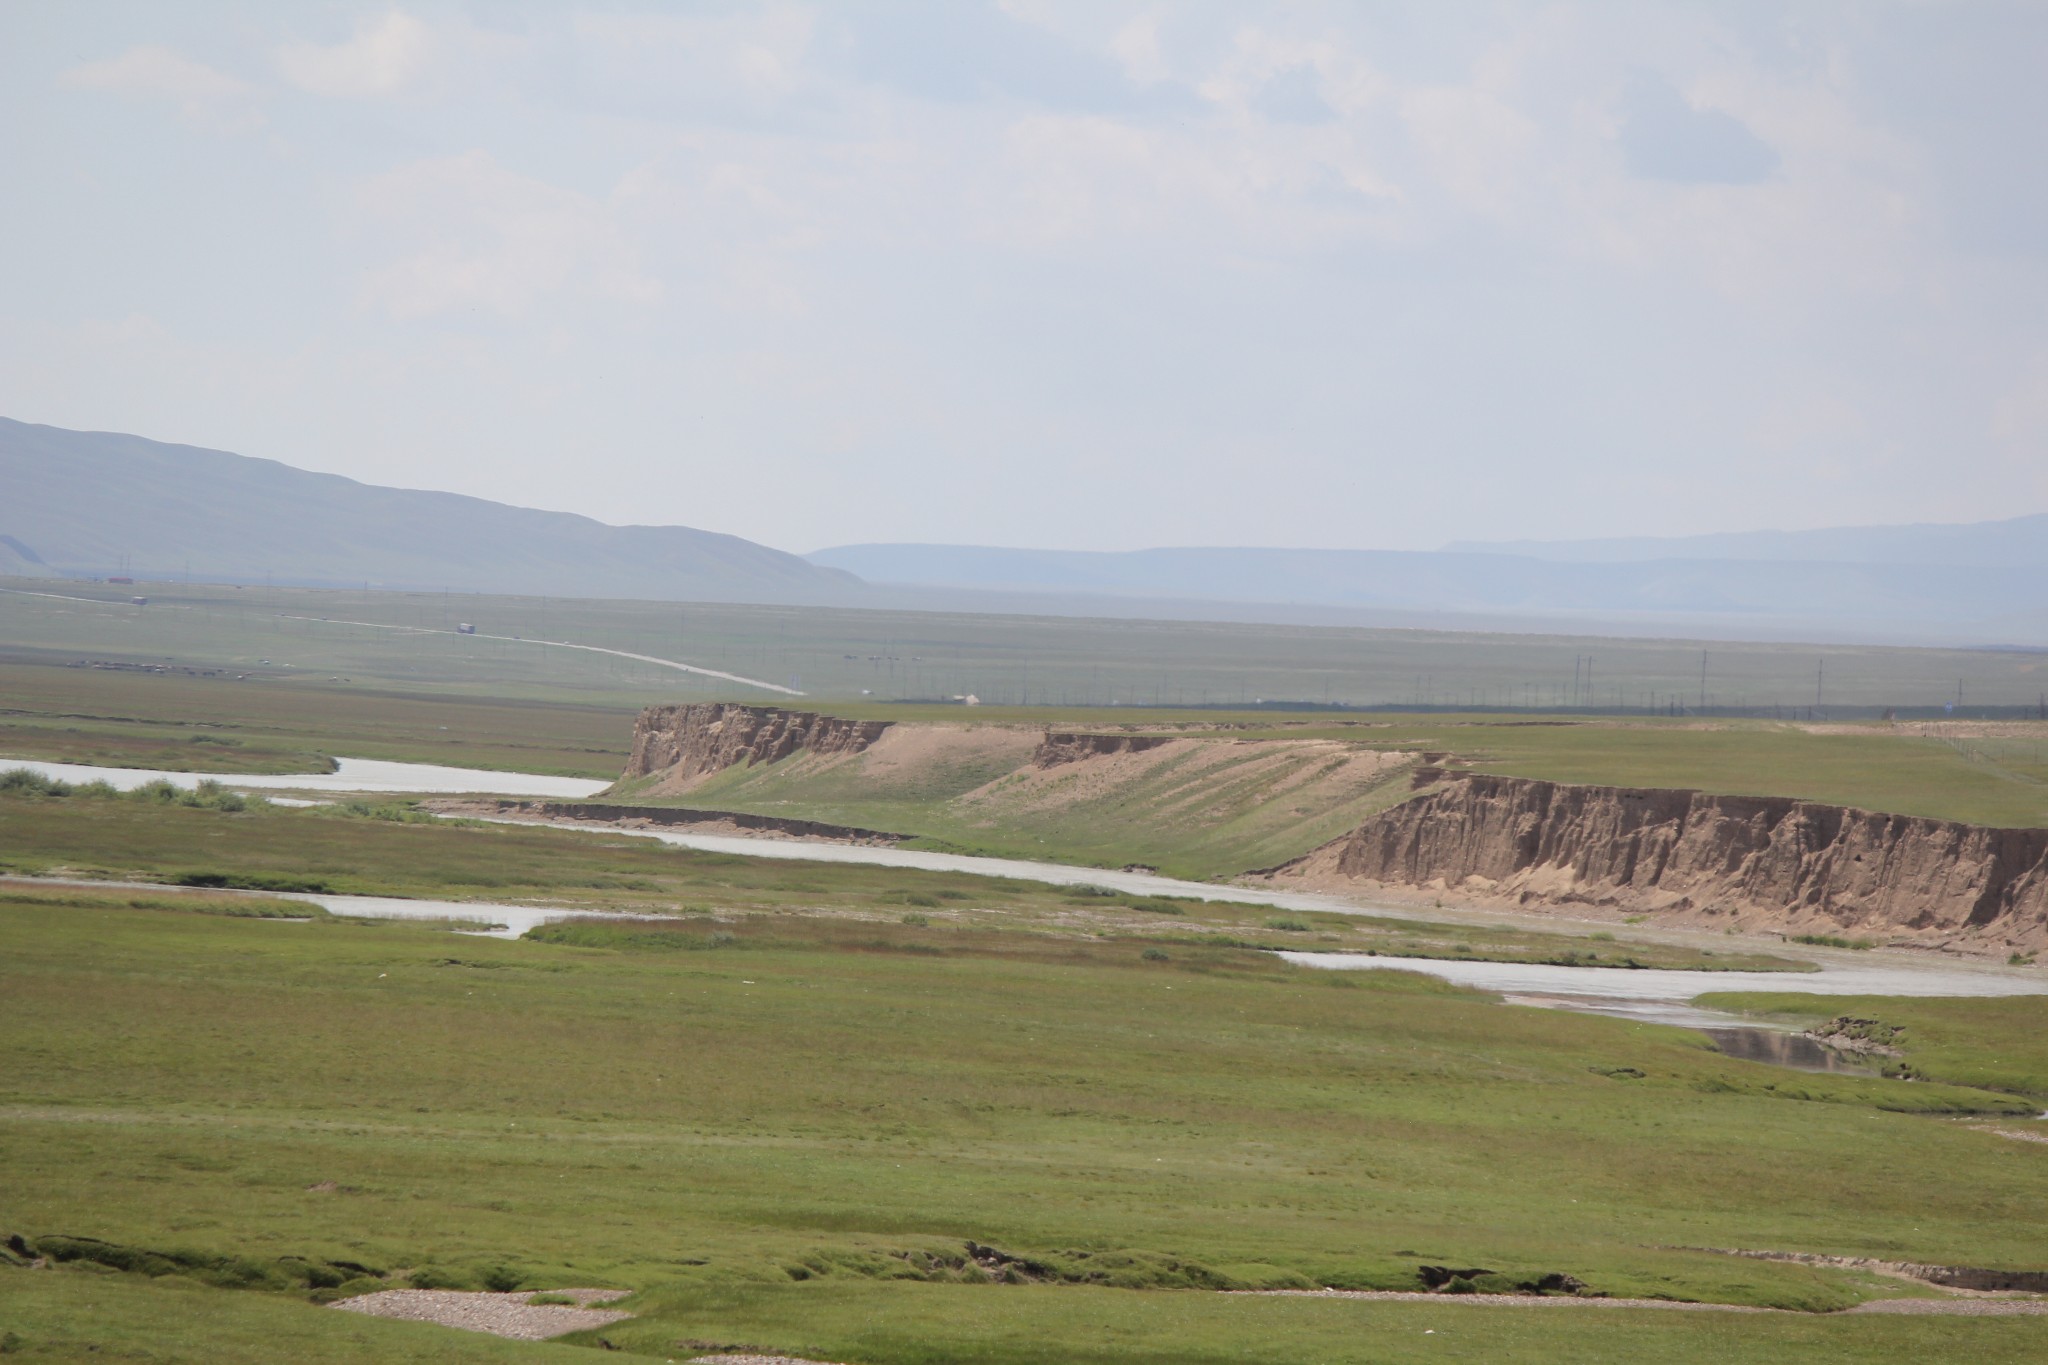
[4,416,2041,645]
[1447,518,2048,568]
[809,532,2048,645]
[0,418,854,602]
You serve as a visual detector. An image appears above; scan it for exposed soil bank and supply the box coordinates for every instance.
[1277,774,2048,958]
[622,703,890,793]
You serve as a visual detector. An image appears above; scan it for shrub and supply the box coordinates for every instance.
[901,913,931,927]
[480,1263,524,1292]
[1791,934,1876,950]
[328,800,437,824]
[0,768,65,797]
[175,871,333,893]
[1141,948,1170,962]
[1264,917,1311,933]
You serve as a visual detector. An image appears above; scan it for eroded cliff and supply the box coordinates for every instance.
[1282,773,2048,954]
[622,703,892,791]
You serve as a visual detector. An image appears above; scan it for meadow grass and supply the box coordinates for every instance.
[12,1266,2048,1365]
[0,793,1805,971]
[0,659,634,778]
[11,574,2048,716]
[3,898,2044,1363]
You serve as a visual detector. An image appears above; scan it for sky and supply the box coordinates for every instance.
[4,1,2046,555]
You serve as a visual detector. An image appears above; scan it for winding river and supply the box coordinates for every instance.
[9,754,2046,1025]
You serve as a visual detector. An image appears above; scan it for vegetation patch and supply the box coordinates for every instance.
[21,1233,381,1297]
[1789,934,1878,950]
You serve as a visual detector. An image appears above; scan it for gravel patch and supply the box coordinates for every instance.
[687,1357,850,1365]
[329,1287,631,1340]
[1844,1298,2048,1316]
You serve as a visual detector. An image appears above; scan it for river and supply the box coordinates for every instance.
[9,754,2045,1030]
[0,756,608,799]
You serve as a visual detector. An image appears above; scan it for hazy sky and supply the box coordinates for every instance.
[5,2,2046,554]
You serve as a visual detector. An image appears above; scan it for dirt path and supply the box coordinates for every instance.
[276,613,804,696]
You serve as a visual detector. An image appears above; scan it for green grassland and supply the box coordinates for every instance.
[0,794,1804,972]
[3,894,2046,1363]
[0,660,633,778]
[9,574,2048,715]
[12,1273,2048,1365]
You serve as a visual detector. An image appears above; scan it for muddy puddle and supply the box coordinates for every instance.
[1698,1027,1879,1074]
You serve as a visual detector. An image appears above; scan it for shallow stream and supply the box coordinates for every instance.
[0,756,607,799]
[10,754,2043,1066]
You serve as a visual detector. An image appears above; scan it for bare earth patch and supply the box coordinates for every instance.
[688,1356,849,1365]
[329,1287,631,1340]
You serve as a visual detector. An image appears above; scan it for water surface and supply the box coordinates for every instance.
[0,756,607,799]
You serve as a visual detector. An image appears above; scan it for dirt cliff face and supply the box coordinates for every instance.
[622,703,892,788]
[1285,773,2048,954]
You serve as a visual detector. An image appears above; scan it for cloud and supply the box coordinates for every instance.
[278,11,430,99]
[60,45,259,127]
[1619,71,1778,184]
[560,7,817,120]
[353,151,661,321]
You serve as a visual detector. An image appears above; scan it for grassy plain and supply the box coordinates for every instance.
[16,1266,2048,1365]
[0,794,1801,971]
[0,660,632,778]
[9,574,2048,714]
[3,895,2046,1363]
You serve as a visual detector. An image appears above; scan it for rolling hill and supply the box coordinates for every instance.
[0,418,857,603]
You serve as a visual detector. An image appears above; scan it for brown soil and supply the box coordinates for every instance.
[622,703,890,794]
[1273,773,2048,958]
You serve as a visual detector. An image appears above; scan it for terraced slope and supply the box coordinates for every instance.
[608,706,1419,878]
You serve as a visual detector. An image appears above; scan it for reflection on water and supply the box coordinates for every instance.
[1702,1027,1878,1074]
